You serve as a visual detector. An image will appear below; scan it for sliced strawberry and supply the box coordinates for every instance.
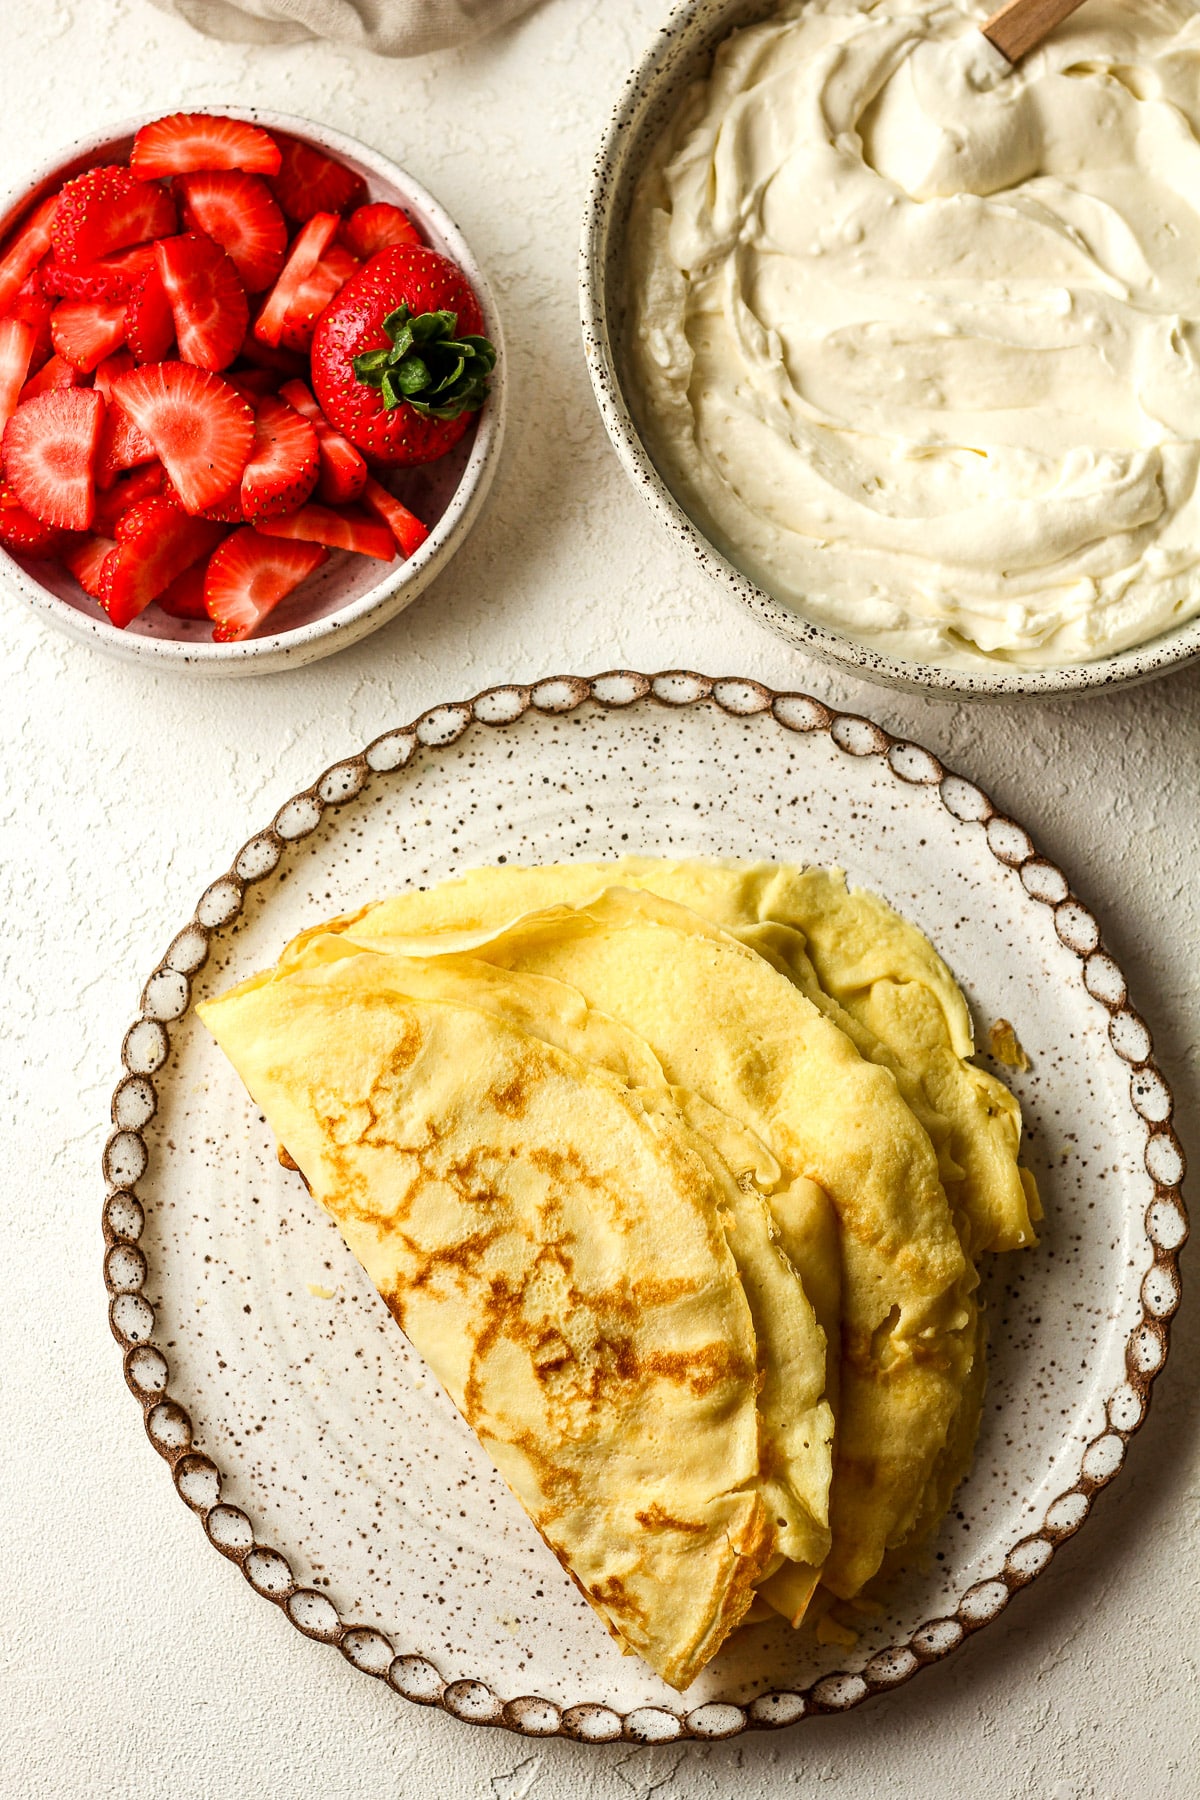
[305,241,360,291]
[362,477,429,559]
[92,460,166,531]
[111,361,254,514]
[99,494,226,627]
[155,559,209,619]
[194,488,246,523]
[256,503,395,561]
[18,352,80,404]
[125,270,175,363]
[2,386,104,530]
[0,318,35,437]
[95,391,158,489]
[277,242,360,353]
[0,479,66,555]
[224,366,278,400]
[175,171,287,294]
[63,532,118,597]
[5,271,54,368]
[341,203,422,260]
[131,114,282,181]
[236,332,308,381]
[0,196,59,314]
[269,137,366,223]
[239,394,319,522]
[204,526,328,641]
[41,244,159,302]
[317,435,367,506]
[252,212,340,348]
[95,353,158,485]
[155,234,248,371]
[51,297,128,372]
[93,351,134,402]
[51,167,176,268]
[278,378,367,504]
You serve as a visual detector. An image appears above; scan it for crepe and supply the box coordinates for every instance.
[331,858,1038,1256]
[281,875,986,1601]
[201,856,1038,1681]
[199,943,843,1687]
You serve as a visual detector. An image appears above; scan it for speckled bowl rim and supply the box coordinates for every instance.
[579,0,1200,699]
[0,108,506,676]
[103,671,1187,1741]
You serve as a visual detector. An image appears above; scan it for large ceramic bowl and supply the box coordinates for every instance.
[0,109,506,677]
[580,0,1200,699]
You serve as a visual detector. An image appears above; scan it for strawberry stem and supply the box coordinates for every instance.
[351,305,495,421]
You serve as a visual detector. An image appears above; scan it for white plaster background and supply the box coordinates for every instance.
[1,3,1197,1795]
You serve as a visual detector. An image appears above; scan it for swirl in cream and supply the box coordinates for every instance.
[626,0,1200,667]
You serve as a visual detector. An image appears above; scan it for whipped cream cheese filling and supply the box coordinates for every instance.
[626,0,1200,668]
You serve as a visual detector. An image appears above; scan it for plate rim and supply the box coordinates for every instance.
[102,669,1188,1743]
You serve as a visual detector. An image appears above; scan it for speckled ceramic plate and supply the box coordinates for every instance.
[103,673,1186,1742]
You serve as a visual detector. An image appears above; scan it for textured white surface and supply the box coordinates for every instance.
[0,3,1197,1797]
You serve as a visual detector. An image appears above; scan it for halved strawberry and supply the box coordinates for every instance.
[94,353,158,488]
[99,493,226,627]
[5,271,54,367]
[51,297,128,372]
[18,352,80,404]
[0,196,59,314]
[0,479,66,555]
[204,526,328,641]
[155,234,248,371]
[252,212,340,348]
[63,532,118,597]
[256,503,394,561]
[175,171,287,294]
[278,378,367,504]
[277,242,360,353]
[2,386,104,530]
[41,244,159,301]
[111,361,254,514]
[341,203,422,260]
[125,270,175,363]
[131,114,282,181]
[269,138,366,223]
[92,460,166,532]
[0,318,35,437]
[362,477,429,559]
[155,559,209,619]
[240,394,319,522]
[51,167,176,267]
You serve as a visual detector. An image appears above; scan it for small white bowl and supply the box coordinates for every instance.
[0,109,506,676]
[580,0,1200,699]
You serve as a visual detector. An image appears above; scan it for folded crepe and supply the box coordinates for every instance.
[200,858,1038,1681]
[199,948,832,1688]
[328,857,1039,1256]
[307,860,1038,1599]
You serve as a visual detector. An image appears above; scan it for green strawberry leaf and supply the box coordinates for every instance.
[351,304,496,421]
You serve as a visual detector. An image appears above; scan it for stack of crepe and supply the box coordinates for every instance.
[199,859,1039,1691]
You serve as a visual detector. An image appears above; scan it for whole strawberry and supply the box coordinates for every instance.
[310,246,494,466]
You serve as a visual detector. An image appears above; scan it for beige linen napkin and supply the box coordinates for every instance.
[148,0,542,56]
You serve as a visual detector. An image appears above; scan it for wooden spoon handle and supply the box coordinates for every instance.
[981,0,1087,62]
